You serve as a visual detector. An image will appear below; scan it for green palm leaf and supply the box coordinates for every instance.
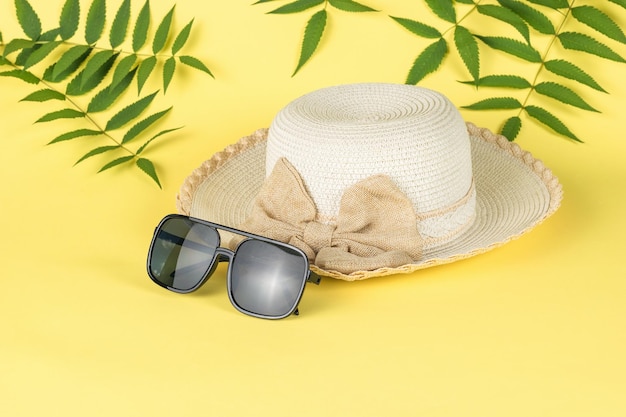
[121,107,172,144]
[66,52,116,95]
[497,0,555,34]
[476,5,530,43]
[15,0,41,40]
[48,128,101,144]
[163,57,176,93]
[424,0,456,23]
[36,108,85,123]
[172,19,194,55]
[462,97,523,110]
[74,145,119,165]
[50,45,92,82]
[85,0,106,45]
[328,0,376,12]
[87,68,136,113]
[526,0,568,9]
[390,16,441,39]
[110,0,131,48]
[178,55,213,77]
[20,89,66,102]
[558,32,626,62]
[524,105,581,142]
[534,81,599,112]
[153,6,175,54]
[59,0,80,40]
[293,9,327,76]
[501,116,522,141]
[0,69,39,84]
[268,0,324,14]
[571,5,626,44]
[476,36,541,62]
[23,41,62,69]
[543,59,606,92]
[105,91,158,131]
[137,56,157,93]
[406,38,447,85]
[454,25,479,83]
[132,0,151,52]
[460,75,531,89]
[136,158,161,188]
[99,155,134,172]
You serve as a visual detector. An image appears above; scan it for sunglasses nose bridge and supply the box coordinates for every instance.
[214,247,234,264]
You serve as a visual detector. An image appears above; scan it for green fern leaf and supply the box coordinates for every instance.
[328,0,377,12]
[501,116,522,141]
[462,97,523,110]
[137,56,157,93]
[178,55,213,77]
[526,0,568,9]
[85,0,106,45]
[571,6,626,44]
[15,0,42,40]
[476,36,541,62]
[406,38,448,85]
[74,145,119,165]
[35,108,85,123]
[543,59,606,92]
[59,0,80,40]
[390,16,442,39]
[558,32,626,62]
[87,68,136,113]
[105,91,158,131]
[39,28,60,42]
[133,0,151,52]
[3,38,36,56]
[534,81,599,112]
[293,9,327,76]
[99,155,134,172]
[110,0,131,48]
[524,105,581,142]
[51,45,92,82]
[23,41,62,69]
[163,57,176,93]
[269,0,324,14]
[48,128,101,144]
[0,69,39,84]
[80,50,117,89]
[454,26,479,82]
[136,158,161,188]
[608,0,626,10]
[136,127,182,155]
[20,89,66,102]
[460,74,531,89]
[122,107,171,144]
[455,0,474,4]
[66,52,116,95]
[110,54,137,90]
[153,6,175,54]
[424,0,456,23]
[172,19,194,55]
[476,5,530,43]
[497,0,554,34]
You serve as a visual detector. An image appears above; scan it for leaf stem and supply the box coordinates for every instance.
[517,0,576,114]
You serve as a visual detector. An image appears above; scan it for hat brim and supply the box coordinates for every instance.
[177,123,562,281]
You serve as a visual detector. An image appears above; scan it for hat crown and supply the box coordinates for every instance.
[265,83,476,246]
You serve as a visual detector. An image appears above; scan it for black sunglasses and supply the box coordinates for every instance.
[147,214,321,319]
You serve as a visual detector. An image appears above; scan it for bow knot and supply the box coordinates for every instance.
[233,158,423,275]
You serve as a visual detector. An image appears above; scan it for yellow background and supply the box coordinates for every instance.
[1,1,625,415]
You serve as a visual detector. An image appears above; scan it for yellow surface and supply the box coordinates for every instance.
[1,1,625,416]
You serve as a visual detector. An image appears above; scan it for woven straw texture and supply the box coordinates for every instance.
[177,123,562,281]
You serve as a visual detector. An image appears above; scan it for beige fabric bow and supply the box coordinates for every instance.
[233,158,423,274]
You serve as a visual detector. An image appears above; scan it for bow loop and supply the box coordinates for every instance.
[233,158,423,275]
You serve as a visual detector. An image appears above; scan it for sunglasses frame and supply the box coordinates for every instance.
[147,214,321,319]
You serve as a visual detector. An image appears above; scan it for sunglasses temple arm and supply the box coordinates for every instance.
[307,270,321,285]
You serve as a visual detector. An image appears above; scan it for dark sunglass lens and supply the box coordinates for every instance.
[230,240,308,318]
[149,218,220,291]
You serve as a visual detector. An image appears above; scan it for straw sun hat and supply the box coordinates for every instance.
[177,83,562,281]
